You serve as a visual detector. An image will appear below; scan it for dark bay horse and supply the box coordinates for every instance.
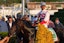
[9,19,33,43]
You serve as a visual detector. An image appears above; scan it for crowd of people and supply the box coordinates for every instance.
[0,2,64,43]
[0,14,64,43]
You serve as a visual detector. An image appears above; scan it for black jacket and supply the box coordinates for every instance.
[6,21,15,35]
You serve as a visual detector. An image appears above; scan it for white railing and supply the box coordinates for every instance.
[0,7,22,17]
[29,10,58,15]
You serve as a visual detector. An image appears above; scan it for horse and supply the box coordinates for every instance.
[9,19,33,43]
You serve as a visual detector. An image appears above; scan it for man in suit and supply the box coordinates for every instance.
[6,16,15,36]
[55,18,64,43]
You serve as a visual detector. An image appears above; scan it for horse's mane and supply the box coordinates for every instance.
[9,19,24,36]
[9,19,33,37]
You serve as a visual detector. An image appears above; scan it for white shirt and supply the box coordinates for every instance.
[9,22,12,28]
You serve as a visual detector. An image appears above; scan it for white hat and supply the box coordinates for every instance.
[41,2,46,6]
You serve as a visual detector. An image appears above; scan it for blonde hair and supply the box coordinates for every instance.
[0,15,2,20]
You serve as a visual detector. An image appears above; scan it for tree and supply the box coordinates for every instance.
[30,0,63,2]
[0,0,21,5]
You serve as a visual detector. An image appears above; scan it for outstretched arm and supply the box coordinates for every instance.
[0,36,10,43]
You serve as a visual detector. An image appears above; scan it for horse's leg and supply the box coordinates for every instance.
[20,40,23,43]
[29,37,34,43]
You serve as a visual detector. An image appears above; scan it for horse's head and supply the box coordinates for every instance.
[16,19,24,27]
[9,19,24,36]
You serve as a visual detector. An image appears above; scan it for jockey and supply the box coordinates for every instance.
[37,2,50,27]
[36,2,54,43]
